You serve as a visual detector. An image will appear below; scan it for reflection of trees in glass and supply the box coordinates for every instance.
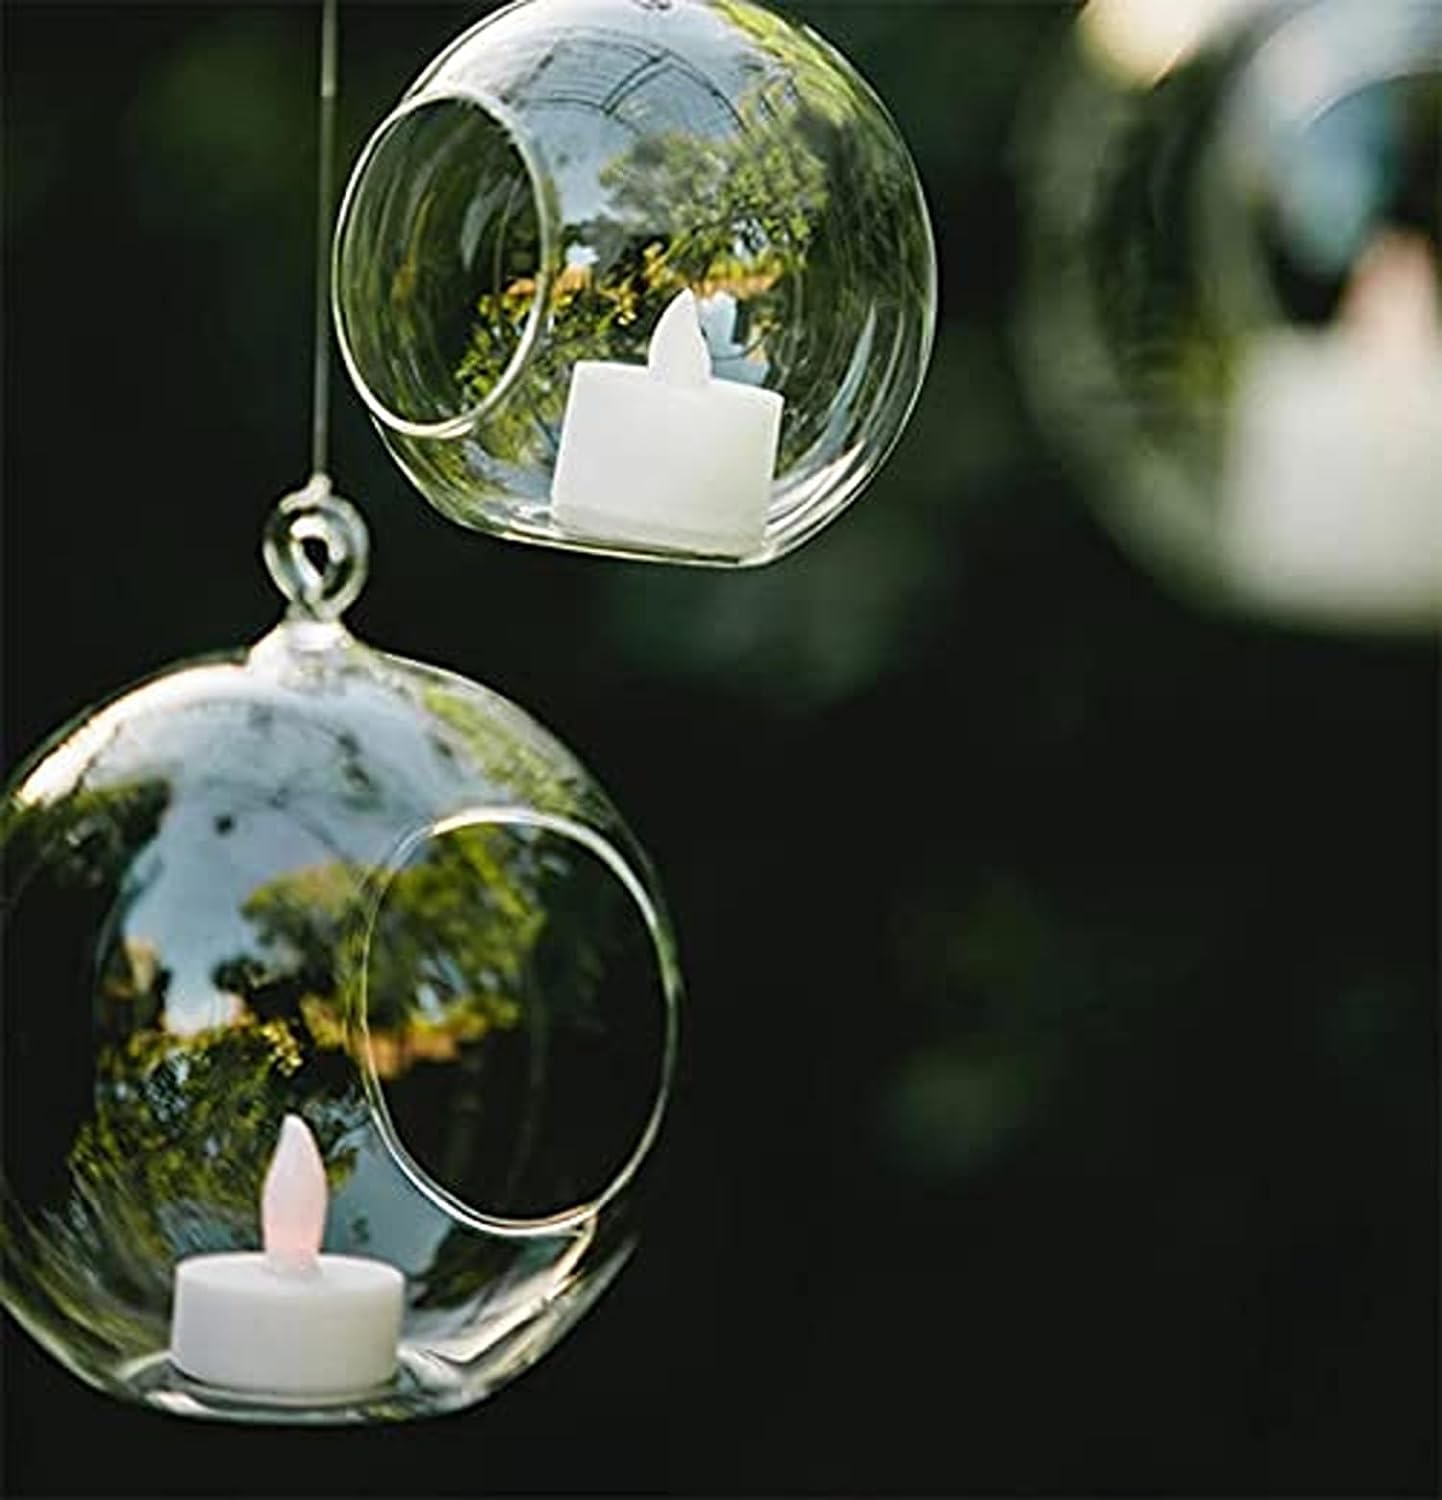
[210,827,554,1217]
[98,935,170,1041]
[211,827,544,1085]
[410,1218,521,1310]
[419,682,589,820]
[2,775,370,1348]
[3,774,174,1192]
[44,1018,362,1327]
[1079,56,1242,469]
[3,729,644,1346]
[209,807,651,1221]
[708,1,858,125]
[446,10,930,497]
[2,777,172,901]
[455,68,830,463]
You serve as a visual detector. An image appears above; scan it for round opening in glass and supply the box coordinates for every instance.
[334,95,546,434]
[356,813,674,1228]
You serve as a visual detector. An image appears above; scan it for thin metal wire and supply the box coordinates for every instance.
[310,0,339,479]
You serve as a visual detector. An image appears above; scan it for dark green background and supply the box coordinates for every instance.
[2,2,1436,1494]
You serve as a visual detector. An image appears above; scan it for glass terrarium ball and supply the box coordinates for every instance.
[333,0,937,566]
[1022,0,1442,630]
[0,489,679,1422]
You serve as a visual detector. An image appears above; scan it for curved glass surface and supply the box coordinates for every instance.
[0,491,680,1422]
[334,0,937,566]
[1021,0,1441,630]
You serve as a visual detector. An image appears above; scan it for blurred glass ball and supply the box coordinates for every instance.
[1022,0,1442,630]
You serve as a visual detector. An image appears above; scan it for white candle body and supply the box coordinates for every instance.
[551,362,784,558]
[171,1252,404,1397]
[1225,334,1442,617]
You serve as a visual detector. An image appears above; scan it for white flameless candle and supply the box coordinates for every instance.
[1225,231,1442,617]
[170,1115,404,1397]
[551,289,785,557]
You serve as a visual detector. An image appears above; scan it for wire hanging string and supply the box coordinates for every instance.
[310,0,339,479]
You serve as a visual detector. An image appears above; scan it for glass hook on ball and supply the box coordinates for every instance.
[0,487,682,1423]
[263,475,370,624]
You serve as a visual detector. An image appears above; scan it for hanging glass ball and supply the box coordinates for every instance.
[333,0,937,566]
[1021,0,1442,630]
[0,482,680,1422]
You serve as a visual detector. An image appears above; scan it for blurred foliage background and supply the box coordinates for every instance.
[2,2,1436,1494]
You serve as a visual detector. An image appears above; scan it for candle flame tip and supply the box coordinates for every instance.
[261,1112,327,1267]
[649,287,711,388]
[1339,229,1440,355]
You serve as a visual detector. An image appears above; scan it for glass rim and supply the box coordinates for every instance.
[353,804,681,1239]
[331,88,556,441]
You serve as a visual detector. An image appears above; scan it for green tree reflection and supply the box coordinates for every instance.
[455,72,830,464]
[210,824,544,1083]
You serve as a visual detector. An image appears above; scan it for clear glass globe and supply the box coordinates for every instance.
[333,0,937,566]
[1021,0,1442,630]
[0,484,679,1422]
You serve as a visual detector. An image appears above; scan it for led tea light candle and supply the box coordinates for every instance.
[1225,230,1442,617]
[170,1115,404,1398]
[551,289,785,558]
